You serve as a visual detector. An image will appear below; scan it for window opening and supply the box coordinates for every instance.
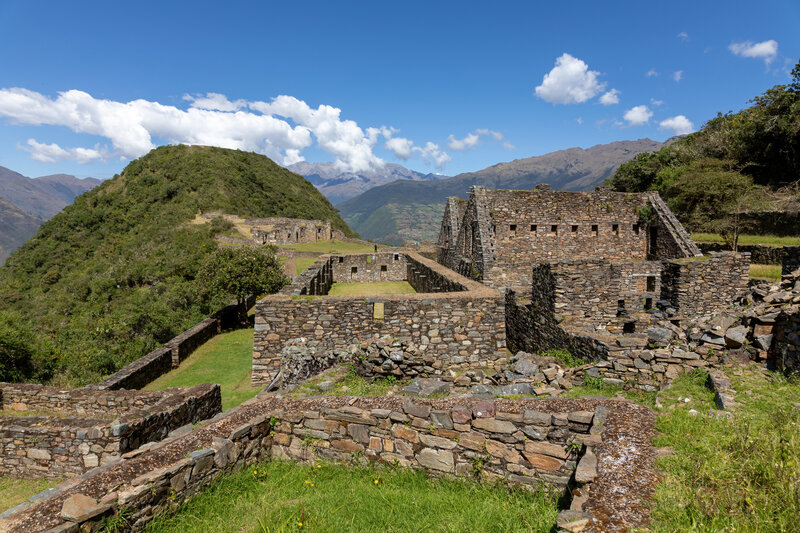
[591,224,598,236]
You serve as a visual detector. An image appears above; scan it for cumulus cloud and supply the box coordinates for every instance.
[21,139,106,163]
[414,142,451,169]
[384,137,414,160]
[0,88,453,172]
[677,32,689,41]
[447,129,504,151]
[646,69,659,77]
[534,53,605,104]
[623,105,653,126]
[729,40,779,64]
[599,89,620,106]
[659,115,695,135]
[673,70,683,82]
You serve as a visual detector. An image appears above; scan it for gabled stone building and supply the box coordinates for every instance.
[249,217,332,245]
[437,184,702,296]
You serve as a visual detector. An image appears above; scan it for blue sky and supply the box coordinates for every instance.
[0,0,798,180]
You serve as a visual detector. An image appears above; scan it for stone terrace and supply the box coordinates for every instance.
[0,383,221,479]
[252,252,507,384]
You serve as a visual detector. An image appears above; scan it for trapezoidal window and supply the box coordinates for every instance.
[351,267,358,274]
[612,224,619,236]
[509,224,517,236]
[530,224,537,234]
[338,257,344,263]
[571,225,578,235]
[550,224,558,235]
[380,265,387,272]
[633,224,640,235]
[591,224,598,236]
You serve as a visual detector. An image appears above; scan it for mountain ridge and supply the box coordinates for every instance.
[337,138,669,244]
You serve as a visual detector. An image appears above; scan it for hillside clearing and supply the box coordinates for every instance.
[691,233,800,247]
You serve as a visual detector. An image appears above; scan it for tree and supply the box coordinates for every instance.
[196,246,289,322]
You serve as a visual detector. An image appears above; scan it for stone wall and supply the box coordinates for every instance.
[249,217,331,245]
[782,246,800,275]
[698,243,785,265]
[331,253,407,283]
[96,299,255,390]
[505,290,609,363]
[436,197,467,266]
[1,396,630,533]
[253,252,506,384]
[661,253,750,317]
[768,311,800,373]
[548,259,663,319]
[0,384,221,478]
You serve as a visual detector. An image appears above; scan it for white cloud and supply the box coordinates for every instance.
[414,142,451,169]
[623,105,653,126]
[673,70,683,82]
[650,98,664,106]
[448,129,506,151]
[534,53,605,104]
[21,139,106,163]
[384,137,414,160]
[646,69,659,77]
[576,117,583,125]
[599,89,620,105]
[659,115,695,135]
[183,92,245,112]
[0,88,452,172]
[677,32,689,41]
[447,133,479,151]
[729,40,779,64]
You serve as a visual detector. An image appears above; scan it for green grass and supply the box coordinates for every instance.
[536,348,587,368]
[0,476,64,513]
[327,282,416,296]
[563,376,657,407]
[144,460,560,533]
[650,368,800,532]
[143,328,261,411]
[280,240,376,254]
[692,233,800,247]
[750,263,782,282]
[294,257,318,276]
[294,366,405,397]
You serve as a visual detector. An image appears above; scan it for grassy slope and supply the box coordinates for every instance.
[0,145,356,386]
[144,460,559,533]
[691,233,800,246]
[143,328,260,411]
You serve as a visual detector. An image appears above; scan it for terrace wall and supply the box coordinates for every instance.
[1,397,622,533]
[0,384,221,478]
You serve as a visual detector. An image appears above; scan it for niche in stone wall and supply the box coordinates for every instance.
[591,224,598,237]
[530,224,537,234]
[612,224,619,236]
[571,225,578,236]
[551,224,558,235]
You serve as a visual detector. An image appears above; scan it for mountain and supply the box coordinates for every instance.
[0,196,42,264]
[0,166,101,219]
[0,166,101,262]
[337,139,669,245]
[288,161,447,204]
[0,145,355,386]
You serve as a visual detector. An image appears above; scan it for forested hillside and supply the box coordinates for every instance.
[0,145,354,385]
[609,60,800,241]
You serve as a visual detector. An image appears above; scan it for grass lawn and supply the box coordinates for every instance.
[143,328,261,411]
[691,233,800,247]
[295,257,318,276]
[648,368,800,532]
[328,281,416,296]
[750,263,782,281]
[144,460,559,533]
[0,476,64,513]
[280,240,376,254]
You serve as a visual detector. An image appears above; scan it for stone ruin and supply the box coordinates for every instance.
[249,217,332,245]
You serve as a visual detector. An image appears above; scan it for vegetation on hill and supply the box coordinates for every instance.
[0,145,355,386]
[0,197,42,265]
[609,59,800,247]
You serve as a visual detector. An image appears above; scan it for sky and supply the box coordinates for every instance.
[0,0,798,180]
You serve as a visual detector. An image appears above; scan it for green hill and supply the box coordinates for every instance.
[0,197,42,265]
[0,145,355,385]
[608,59,800,238]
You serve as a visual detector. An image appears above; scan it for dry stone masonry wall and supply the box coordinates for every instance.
[249,217,332,245]
[661,253,750,316]
[0,383,221,478]
[0,396,632,533]
[253,252,506,384]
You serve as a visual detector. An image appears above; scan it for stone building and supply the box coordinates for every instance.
[437,184,702,295]
[249,217,332,245]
